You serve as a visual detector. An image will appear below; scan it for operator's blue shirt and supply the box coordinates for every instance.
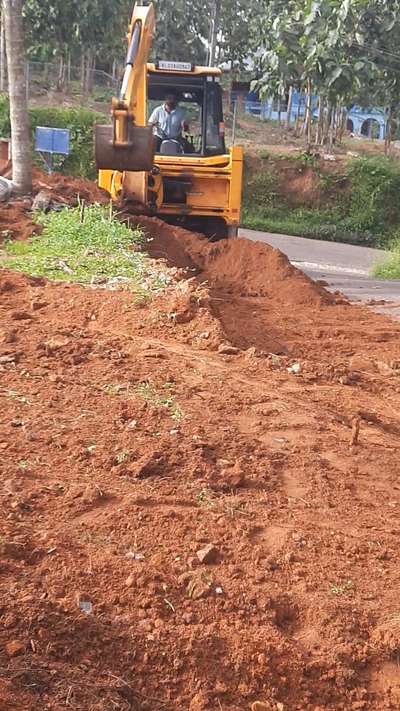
[149,104,187,139]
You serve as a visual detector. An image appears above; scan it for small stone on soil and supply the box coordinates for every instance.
[5,640,25,657]
[196,544,219,564]
[125,573,135,588]
[218,343,240,355]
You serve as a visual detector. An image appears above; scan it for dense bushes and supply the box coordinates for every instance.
[243,154,400,248]
[0,95,106,179]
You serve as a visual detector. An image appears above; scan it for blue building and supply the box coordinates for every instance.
[242,89,387,140]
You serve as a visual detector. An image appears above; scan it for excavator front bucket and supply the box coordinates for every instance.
[95,124,155,173]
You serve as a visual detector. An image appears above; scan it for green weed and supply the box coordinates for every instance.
[331,580,354,595]
[2,389,31,405]
[136,381,183,421]
[372,237,400,279]
[115,450,132,464]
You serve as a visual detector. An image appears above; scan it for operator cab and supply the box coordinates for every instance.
[147,61,226,157]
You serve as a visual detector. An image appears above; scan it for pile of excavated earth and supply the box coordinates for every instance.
[1,173,400,711]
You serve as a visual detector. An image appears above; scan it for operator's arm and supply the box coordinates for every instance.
[148,106,160,126]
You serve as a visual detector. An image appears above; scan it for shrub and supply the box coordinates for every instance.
[0,95,107,179]
[346,156,400,235]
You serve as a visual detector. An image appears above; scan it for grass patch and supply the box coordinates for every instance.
[242,205,380,246]
[1,204,169,296]
[371,238,400,279]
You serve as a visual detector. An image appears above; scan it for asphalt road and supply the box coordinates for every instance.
[239,228,400,319]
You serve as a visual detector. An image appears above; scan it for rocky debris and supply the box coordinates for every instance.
[0,352,19,364]
[81,483,105,505]
[189,691,211,711]
[287,362,301,374]
[5,640,25,657]
[31,190,53,213]
[211,461,245,492]
[133,451,165,479]
[376,360,395,376]
[41,337,70,354]
[218,343,240,355]
[125,573,136,588]
[349,355,377,373]
[10,310,34,321]
[196,544,219,564]
[31,300,48,312]
[0,328,17,343]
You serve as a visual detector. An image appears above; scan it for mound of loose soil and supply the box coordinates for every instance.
[2,199,400,711]
[137,215,334,304]
[32,167,108,205]
[0,169,107,244]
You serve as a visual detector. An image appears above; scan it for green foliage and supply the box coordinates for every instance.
[346,156,400,235]
[0,96,105,178]
[372,237,400,279]
[243,167,278,209]
[255,0,400,147]
[23,0,130,66]
[2,205,166,297]
[242,155,400,248]
[151,0,209,63]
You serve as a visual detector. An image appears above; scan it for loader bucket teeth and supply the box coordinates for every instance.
[94,125,155,172]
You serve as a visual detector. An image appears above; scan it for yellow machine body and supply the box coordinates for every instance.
[97,4,243,236]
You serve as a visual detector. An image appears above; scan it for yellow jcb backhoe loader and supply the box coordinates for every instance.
[95,2,243,238]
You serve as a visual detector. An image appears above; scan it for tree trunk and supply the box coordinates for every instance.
[277,96,281,127]
[209,0,221,66]
[294,89,302,137]
[338,107,347,142]
[57,55,65,91]
[323,102,333,145]
[84,49,95,94]
[385,106,392,156]
[3,0,32,194]
[0,10,6,92]
[316,95,325,146]
[304,77,312,150]
[328,104,336,149]
[80,52,85,92]
[334,103,342,143]
[285,85,293,131]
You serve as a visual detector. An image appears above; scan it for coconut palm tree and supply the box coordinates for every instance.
[3,0,32,194]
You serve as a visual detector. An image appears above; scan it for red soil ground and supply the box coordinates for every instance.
[1,182,400,711]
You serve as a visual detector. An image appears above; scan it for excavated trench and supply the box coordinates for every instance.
[132,215,344,357]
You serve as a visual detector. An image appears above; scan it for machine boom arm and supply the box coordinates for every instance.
[95,3,155,173]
